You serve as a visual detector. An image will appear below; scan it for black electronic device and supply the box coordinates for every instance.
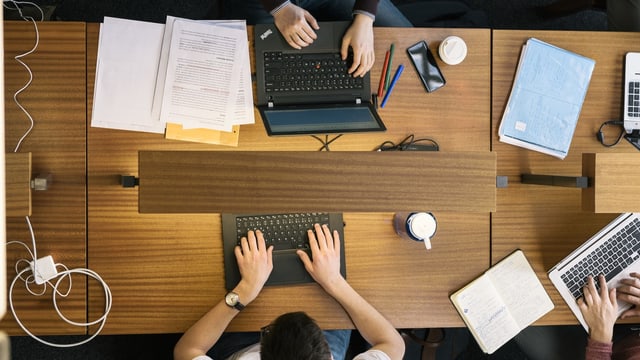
[221,212,346,290]
[406,40,446,93]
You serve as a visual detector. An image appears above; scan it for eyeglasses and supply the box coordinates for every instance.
[260,324,273,340]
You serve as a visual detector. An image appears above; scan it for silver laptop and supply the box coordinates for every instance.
[548,213,640,330]
[624,52,640,133]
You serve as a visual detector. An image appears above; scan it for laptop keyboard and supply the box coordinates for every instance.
[561,218,640,300]
[234,212,331,251]
[263,52,364,93]
[628,81,640,118]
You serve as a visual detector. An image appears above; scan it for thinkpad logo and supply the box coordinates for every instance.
[260,29,273,40]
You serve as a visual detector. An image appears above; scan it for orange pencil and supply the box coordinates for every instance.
[377,50,390,98]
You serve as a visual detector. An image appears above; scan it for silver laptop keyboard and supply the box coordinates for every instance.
[628,81,640,118]
[561,218,640,300]
[263,52,363,93]
[234,212,331,251]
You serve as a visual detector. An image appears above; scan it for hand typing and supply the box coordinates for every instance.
[577,275,618,343]
[273,3,319,49]
[297,223,343,289]
[234,230,273,304]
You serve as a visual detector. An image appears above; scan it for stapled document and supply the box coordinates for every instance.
[91,16,254,143]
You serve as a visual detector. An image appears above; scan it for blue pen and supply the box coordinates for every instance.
[380,64,404,108]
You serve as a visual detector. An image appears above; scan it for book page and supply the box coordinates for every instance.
[451,275,521,353]
[487,250,554,330]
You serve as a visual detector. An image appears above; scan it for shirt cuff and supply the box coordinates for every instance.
[353,10,375,21]
[270,0,291,16]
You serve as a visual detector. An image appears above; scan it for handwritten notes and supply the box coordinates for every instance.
[450,250,554,354]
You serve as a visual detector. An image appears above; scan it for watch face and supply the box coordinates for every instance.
[226,292,239,306]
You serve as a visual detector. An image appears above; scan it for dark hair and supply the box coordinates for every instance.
[260,312,331,360]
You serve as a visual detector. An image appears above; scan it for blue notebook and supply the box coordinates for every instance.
[498,38,595,159]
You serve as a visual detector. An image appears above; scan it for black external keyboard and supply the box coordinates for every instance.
[234,212,331,251]
[561,218,640,299]
[263,51,364,93]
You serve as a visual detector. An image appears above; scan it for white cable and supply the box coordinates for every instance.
[3,0,41,152]
[3,3,113,345]
[3,1,44,21]
[9,266,113,348]
[7,217,113,347]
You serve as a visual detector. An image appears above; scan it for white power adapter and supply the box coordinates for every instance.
[29,255,58,285]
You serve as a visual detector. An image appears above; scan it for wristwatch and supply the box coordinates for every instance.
[224,291,245,311]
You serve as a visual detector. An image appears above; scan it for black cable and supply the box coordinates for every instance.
[311,134,343,151]
[376,134,439,151]
[596,120,625,147]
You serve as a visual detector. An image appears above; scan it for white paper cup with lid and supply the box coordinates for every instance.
[438,36,467,65]
[393,212,438,249]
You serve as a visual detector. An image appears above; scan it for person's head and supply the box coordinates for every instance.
[260,311,332,360]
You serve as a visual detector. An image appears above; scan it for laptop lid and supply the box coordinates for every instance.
[221,213,346,290]
[548,213,640,330]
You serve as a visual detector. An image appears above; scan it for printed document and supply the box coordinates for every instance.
[91,17,165,133]
[91,16,253,135]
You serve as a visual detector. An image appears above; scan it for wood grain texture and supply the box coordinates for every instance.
[2,21,86,335]
[86,25,491,334]
[6,152,31,216]
[492,30,640,326]
[582,153,640,212]
[138,151,496,213]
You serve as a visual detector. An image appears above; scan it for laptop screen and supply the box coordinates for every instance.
[259,103,386,136]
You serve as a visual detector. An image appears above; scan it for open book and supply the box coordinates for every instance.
[450,250,554,354]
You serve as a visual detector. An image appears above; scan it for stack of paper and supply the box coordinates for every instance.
[91,16,254,146]
[498,38,595,159]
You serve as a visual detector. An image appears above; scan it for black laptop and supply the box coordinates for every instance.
[254,21,385,135]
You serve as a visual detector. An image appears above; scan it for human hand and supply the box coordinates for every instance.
[341,14,375,77]
[618,272,640,319]
[577,275,618,343]
[297,224,344,290]
[273,3,319,49]
[234,230,273,304]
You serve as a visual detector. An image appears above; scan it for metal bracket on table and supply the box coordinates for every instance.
[120,175,139,188]
[520,174,590,188]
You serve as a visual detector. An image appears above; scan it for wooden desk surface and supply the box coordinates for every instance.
[2,21,87,335]
[492,30,640,325]
[582,152,640,213]
[86,24,491,333]
[138,151,497,213]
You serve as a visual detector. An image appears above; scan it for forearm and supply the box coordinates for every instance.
[174,282,257,360]
[174,300,240,360]
[585,338,613,360]
[324,278,404,360]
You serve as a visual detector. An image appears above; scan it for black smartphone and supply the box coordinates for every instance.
[406,40,446,92]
